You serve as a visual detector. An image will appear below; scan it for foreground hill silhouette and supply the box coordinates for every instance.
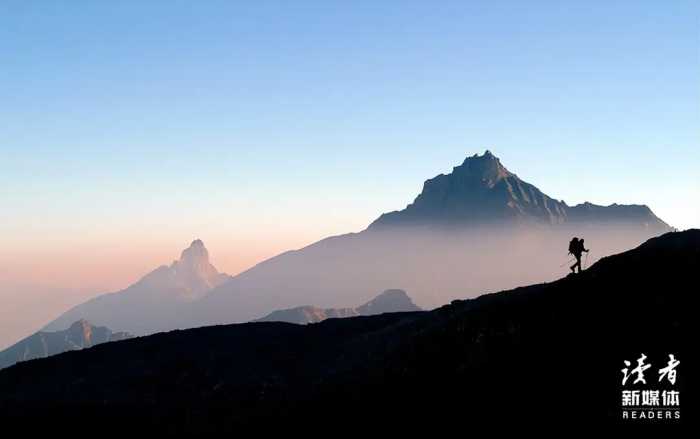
[0,230,694,431]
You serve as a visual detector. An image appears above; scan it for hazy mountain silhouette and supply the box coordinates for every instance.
[355,288,421,315]
[36,152,672,340]
[0,319,131,370]
[0,230,693,432]
[256,305,358,324]
[255,289,421,324]
[44,240,230,334]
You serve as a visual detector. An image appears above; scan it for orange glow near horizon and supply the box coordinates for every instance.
[0,225,359,292]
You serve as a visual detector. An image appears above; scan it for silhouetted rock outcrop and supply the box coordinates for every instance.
[0,230,693,432]
[0,319,131,370]
[255,289,421,324]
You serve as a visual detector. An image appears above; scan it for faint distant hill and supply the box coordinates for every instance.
[256,289,421,324]
[44,239,230,334]
[0,230,693,432]
[0,319,131,370]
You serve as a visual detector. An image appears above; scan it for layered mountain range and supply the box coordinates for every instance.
[1,230,693,431]
[256,289,421,324]
[0,319,131,370]
[184,151,671,327]
[42,151,672,339]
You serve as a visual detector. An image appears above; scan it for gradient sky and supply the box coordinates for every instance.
[1,0,698,320]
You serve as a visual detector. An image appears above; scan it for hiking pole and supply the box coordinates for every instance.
[584,251,589,270]
[560,256,575,268]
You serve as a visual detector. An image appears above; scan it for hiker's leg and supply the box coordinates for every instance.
[571,256,580,273]
[571,258,580,273]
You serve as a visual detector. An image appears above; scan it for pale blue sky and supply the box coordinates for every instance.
[1,1,698,287]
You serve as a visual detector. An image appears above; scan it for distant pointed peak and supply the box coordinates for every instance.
[179,239,210,265]
[132,238,227,301]
[186,239,206,255]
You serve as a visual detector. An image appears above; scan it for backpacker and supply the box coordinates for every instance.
[568,237,579,255]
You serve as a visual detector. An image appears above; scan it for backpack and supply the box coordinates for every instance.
[568,238,578,254]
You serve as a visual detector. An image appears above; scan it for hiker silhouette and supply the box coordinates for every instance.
[568,237,589,274]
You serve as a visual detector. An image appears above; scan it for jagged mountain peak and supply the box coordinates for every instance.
[369,150,670,230]
[177,239,210,267]
[457,150,513,184]
[164,239,230,299]
[170,240,209,269]
[369,150,560,227]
